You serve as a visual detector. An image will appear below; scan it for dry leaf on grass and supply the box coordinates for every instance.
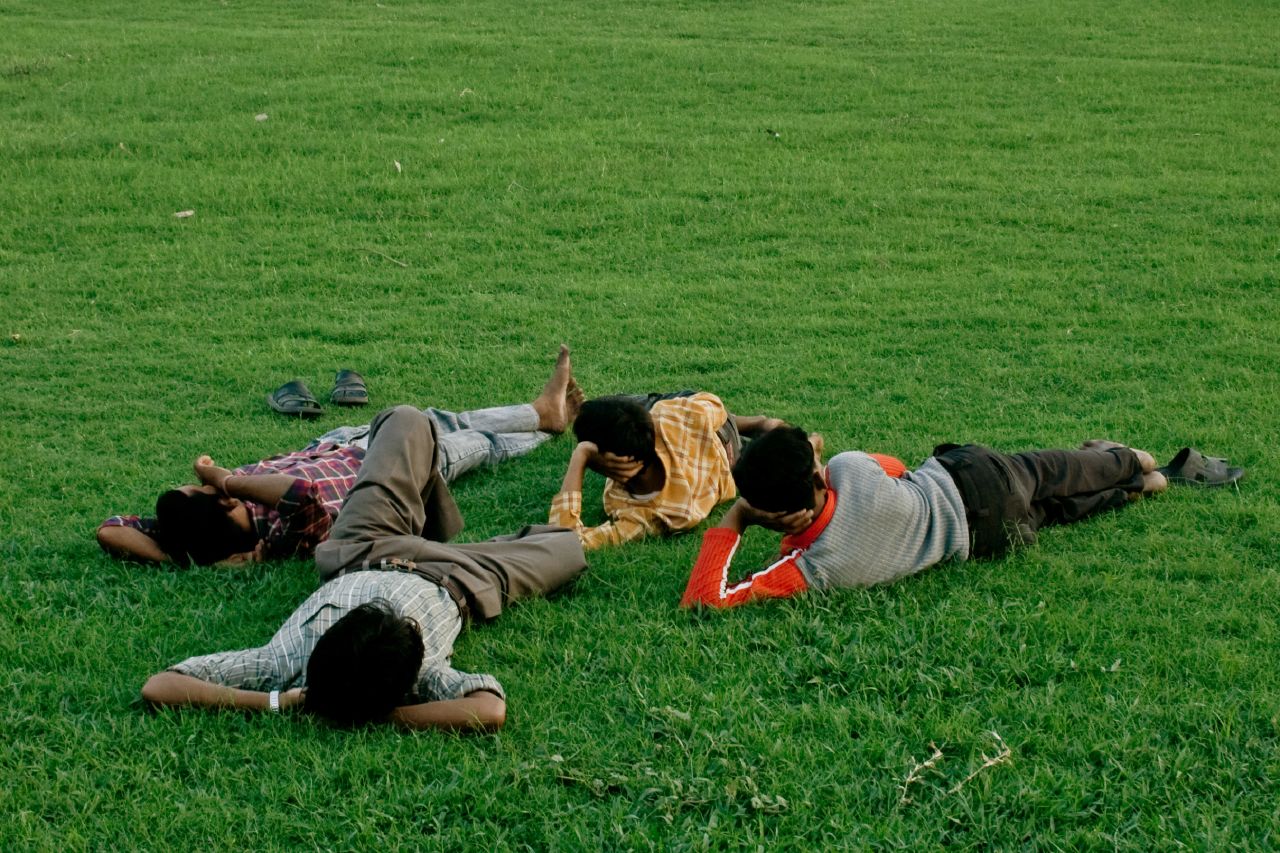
[173,210,195,219]
[255,113,269,122]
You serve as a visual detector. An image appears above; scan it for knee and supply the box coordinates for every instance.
[388,404,424,421]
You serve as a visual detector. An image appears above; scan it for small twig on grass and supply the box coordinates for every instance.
[899,743,944,804]
[948,731,1012,795]
[361,247,409,267]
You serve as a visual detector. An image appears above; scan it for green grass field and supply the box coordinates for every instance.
[2,0,1278,847]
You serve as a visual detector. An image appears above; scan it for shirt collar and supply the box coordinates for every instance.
[779,467,837,552]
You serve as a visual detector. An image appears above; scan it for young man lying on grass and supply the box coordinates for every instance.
[680,427,1232,608]
[550,392,786,549]
[101,346,581,566]
[143,405,588,730]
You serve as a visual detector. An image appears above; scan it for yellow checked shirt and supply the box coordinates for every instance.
[550,393,737,550]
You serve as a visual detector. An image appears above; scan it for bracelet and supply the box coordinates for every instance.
[268,690,281,713]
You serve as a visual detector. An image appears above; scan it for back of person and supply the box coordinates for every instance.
[798,452,969,589]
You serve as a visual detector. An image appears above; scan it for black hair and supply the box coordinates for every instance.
[732,426,820,513]
[573,396,658,464]
[154,489,257,566]
[304,600,425,727]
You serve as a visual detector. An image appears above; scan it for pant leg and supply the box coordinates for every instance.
[322,405,463,549]
[307,423,371,450]
[422,404,541,435]
[935,444,1143,559]
[436,429,553,483]
[1006,448,1145,528]
[318,526,587,621]
[433,525,588,618]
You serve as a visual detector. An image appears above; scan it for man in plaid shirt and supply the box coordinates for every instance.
[101,347,581,565]
[141,403,589,731]
[550,392,786,549]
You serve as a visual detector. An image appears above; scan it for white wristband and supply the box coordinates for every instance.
[268,690,281,713]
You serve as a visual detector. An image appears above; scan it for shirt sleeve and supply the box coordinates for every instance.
[416,663,505,702]
[98,515,158,535]
[169,646,292,691]
[680,528,810,608]
[263,479,334,560]
[685,392,729,431]
[550,490,652,550]
[868,454,907,478]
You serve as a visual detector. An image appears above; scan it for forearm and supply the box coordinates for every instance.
[714,502,749,535]
[223,474,298,509]
[558,451,591,495]
[97,525,170,562]
[142,671,275,711]
[390,690,506,732]
[733,415,787,437]
[681,524,809,608]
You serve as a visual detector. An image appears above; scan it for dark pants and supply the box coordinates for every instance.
[315,406,588,621]
[932,444,1146,559]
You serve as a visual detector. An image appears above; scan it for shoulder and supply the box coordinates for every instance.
[826,451,895,483]
[652,393,727,431]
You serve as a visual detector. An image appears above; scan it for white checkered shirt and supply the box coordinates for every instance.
[170,571,503,701]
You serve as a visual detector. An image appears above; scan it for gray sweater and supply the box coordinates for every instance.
[796,453,970,589]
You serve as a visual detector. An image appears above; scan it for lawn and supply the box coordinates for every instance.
[1,0,1277,848]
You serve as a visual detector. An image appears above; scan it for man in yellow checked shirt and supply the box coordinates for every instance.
[549,391,786,549]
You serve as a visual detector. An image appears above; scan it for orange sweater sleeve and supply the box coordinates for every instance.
[868,453,907,478]
[680,528,809,608]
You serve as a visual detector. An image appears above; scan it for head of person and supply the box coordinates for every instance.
[732,425,824,514]
[153,485,257,566]
[573,396,658,468]
[304,600,425,727]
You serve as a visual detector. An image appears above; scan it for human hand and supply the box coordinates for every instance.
[280,687,306,711]
[574,441,644,483]
[730,499,814,535]
[194,455,232,493]
[808,432,825,465]
[594,451,644,483]
[216,542,265,566]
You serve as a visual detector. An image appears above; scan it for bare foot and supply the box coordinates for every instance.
[566,378,584,424]
[532,344,573,433]
[1130,470,1169,499]
[1082,439,1156,473]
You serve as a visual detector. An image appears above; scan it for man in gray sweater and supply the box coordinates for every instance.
[680,427,1168,608]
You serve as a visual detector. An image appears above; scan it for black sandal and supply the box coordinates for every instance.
[267,380,323,419]
[330,369,369,407]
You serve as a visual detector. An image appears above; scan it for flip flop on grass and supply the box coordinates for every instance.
[267,380,323,419]
[330,369,369,407]
[1157,447,1245,487]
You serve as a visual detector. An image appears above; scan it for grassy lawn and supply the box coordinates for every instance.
[2,0,1277,847]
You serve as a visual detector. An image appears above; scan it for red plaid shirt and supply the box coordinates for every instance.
[100,442,365,561]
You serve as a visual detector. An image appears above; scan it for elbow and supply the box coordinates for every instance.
[96,526,118,554]
[475,693,506,732]
[140,672,170,705]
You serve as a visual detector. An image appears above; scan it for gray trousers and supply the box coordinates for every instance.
[314,406,588,621]
[311,404,551,483]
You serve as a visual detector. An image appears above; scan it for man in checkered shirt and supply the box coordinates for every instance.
[550,392,786,549]
[100,347,582,566]
[141,404,588,730]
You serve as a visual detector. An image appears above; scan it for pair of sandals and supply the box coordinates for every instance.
[267,370,368,419]
[1158,447,1245,487]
